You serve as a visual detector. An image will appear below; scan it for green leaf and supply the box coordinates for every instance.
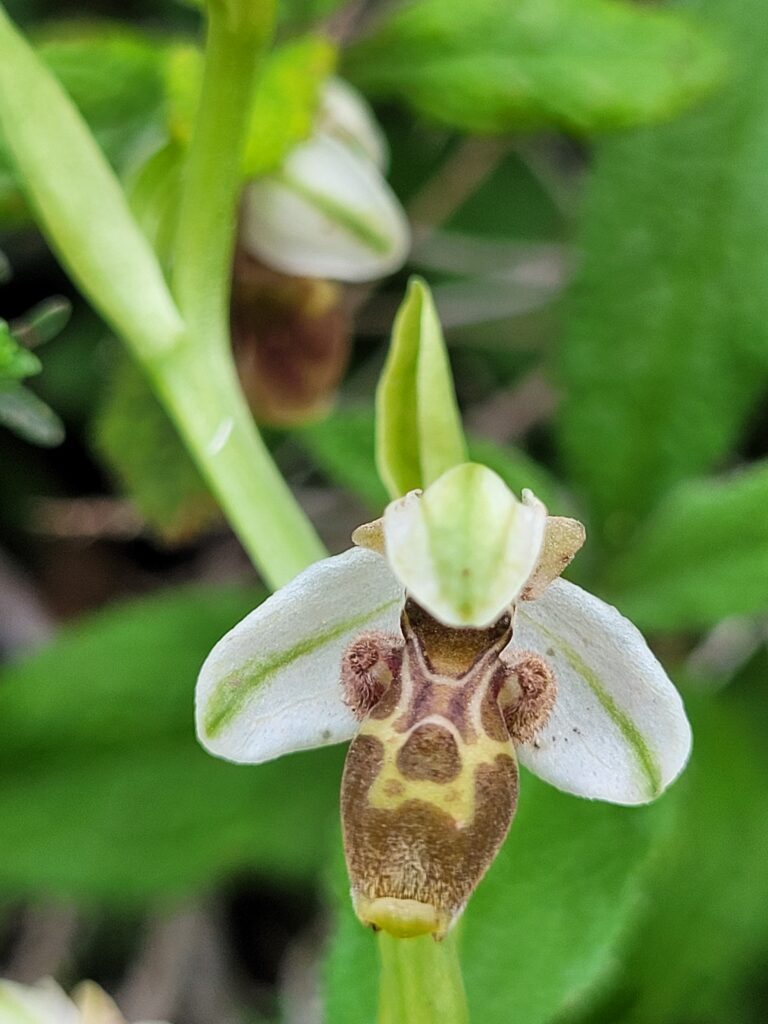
[278,0,346,31]
[295,408,390,512]
[127,140,185,268]
[558,0,768,541]
[243,33,336,177]
[604,462,768,632]
[0,585,344,903]
[0,320,41,380]
[344,0,724,135]
[8,296,71,349]
[0,382,64,446]
[325,771,666,1024]
[376,277,468,499]
[0,6,184,360]
[93,354,218,544]
[599,689,768,1024]
[0,25,167,225]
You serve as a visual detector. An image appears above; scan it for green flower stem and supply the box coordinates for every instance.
[377,932,469,1024]
[148,340,326,587]
[0,0,323,587]
[171,0,273,348]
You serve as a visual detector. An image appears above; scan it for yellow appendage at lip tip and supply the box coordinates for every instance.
[354,895,453,940]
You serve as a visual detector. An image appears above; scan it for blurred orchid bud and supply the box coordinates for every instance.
[230,248,352,426]
[241,78,409,283]
[241,132,409,282]
[316,76,389,170]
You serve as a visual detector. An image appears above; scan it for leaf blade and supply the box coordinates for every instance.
[344,0,724,134]
[558,0,768,537]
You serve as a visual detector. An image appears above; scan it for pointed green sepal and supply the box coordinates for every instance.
[376,277,468,499]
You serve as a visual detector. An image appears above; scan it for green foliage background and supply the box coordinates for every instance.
[0,0,767,1022]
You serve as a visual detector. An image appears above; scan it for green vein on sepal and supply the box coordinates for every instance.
[521,612,662,798]
[203,597,402,738]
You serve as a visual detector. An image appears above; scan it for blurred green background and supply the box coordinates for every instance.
[1,0,767,1021]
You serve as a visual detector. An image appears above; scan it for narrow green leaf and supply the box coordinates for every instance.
[604,462,768,631]
[0,585,343,903]
[0,6,184,359]
[0,382,64,446]
[344,0,724,135]
[127,141,185,269]
[0,26,167,226]
[9,296,71,349]
[376,277,468,499]
[324,773,665,1024]
[0,320,41,380]
[558,0,768,540]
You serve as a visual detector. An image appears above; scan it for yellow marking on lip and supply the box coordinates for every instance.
[361,713,513,825]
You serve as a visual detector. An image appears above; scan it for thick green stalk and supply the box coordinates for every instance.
[163,0,325,586]
[0,0,324,587]
[377,932,469,1024]
[148,341,325,586]
[172,1,273,347]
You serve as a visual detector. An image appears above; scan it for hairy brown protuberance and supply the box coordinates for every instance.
[341,632,403,719]
[501,651,557,745]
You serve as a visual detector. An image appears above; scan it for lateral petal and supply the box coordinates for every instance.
[383,465,546,627]
[196,547,403,764]
[514,579,692,804]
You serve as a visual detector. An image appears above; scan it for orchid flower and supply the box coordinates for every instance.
[241,77,410,282]
[0,978,169,1024]
[196,461,691,940]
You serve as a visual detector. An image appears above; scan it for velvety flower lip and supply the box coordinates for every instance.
[196,471,692,807]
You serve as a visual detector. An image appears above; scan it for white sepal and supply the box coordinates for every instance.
[514,579,692,805]
[383,465,547,628]
[317,77,389,170]
[196,547,404,765]
[241,132,410,282]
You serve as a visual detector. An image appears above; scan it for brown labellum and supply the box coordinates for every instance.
[230,249,353,427]
[340,599,555,940]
